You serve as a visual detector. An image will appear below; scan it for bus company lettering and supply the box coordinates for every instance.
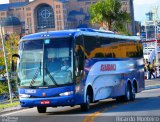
[25,89,36,94]
[100,64,116,71]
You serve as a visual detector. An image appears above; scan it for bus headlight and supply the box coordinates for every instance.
[59,91,74,96]
[19,94,31,98]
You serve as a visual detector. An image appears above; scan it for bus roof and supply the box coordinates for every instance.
[21,28,140,42]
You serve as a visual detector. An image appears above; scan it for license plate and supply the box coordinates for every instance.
[40,100,50,105]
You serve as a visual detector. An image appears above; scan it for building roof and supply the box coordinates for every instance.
[1,16,21,26]
[67,17,76,21]
[57,0,69,3]
[77,24,88,28]
[0,2,28,11]
[68,10,84,16]
[77,0,92,1]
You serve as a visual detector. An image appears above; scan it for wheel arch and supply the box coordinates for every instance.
[133,79,138,93]
[126,79,132,88]
[84,84,94,103]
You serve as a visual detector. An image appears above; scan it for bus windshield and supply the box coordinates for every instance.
[18,37,73,87]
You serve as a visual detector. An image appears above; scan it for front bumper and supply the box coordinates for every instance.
[20,94,75,107]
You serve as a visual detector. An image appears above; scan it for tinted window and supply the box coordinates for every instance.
[82,35,143,59]
[119,39,143,58]
[83,36,119,58]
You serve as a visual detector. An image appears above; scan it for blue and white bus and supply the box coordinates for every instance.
[13,28,144,113]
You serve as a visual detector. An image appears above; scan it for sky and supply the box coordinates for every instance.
[0,0,160,24]
[134,0,160,23]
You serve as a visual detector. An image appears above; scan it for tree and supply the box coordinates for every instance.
[0,56,5,74]
[0,82,8,94]
[0,33,19,75]
[0,33,19,94]
[89,0,131,35]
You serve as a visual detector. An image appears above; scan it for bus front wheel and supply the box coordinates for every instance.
[37,107,47,113]
[80,93,90,111]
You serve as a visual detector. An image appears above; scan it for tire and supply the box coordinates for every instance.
[130,84,136,101]
[80,93,90,111]
[37,107,47,113]
[116,96,124,102]
[124,83,132,101]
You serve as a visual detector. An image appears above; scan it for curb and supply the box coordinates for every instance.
[145,85,160,90]
[0,105,26,115]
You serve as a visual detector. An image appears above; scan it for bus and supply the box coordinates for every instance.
[12,28,144,113]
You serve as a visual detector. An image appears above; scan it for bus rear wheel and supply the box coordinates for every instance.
[80,93,90,111]
[124,83,132,101]
[37,107,47,113]
[130,84,136,101]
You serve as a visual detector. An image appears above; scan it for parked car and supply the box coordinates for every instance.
[0,76,7,82]
[12,92,19,99]
[4,92,18,100]
[0,93,9,100]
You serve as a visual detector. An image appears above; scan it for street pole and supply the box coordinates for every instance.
[0,22,13,103]
[155,22,159,77]
[145,22,149,60]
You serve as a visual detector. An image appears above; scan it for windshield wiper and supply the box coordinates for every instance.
[45,67,58,86]
[30,61,41,86]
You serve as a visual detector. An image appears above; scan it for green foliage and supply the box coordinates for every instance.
[11,79,17,92]
[0,82,8,94]
[0,58,5,75]
[0,33,19,95]
[0,33,19,75]
[0,101,20,109]
[89,0,131,35]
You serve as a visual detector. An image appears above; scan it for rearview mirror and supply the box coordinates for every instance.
[11,54,20,73]
[12,54,20,59]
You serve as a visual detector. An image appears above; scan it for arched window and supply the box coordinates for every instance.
[37,4,55,29]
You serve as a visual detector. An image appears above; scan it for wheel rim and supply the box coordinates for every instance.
[127,87,130,100]
[86,94,90,109]
[132,86,135,99]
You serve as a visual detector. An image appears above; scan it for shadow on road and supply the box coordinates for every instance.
[46,99,121,115]
[46,95,160,115]
[106,96,160,113]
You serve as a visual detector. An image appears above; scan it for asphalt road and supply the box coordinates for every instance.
[1,79,160,122]
[145,78,160,86]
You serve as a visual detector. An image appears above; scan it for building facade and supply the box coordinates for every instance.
[121,0,135,35]
[0,0,135,35]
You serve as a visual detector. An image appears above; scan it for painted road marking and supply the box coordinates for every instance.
[82,105,118,122]
[82,87,160,122]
